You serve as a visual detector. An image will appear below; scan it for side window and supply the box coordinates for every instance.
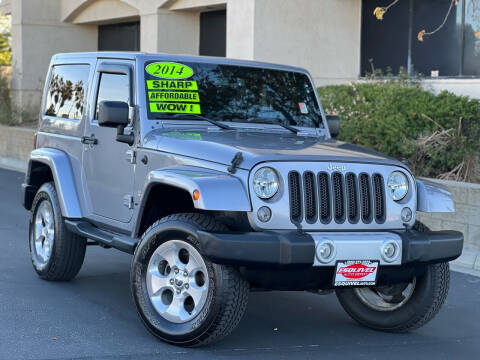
[44,65,90,120]
[95,73,130,119]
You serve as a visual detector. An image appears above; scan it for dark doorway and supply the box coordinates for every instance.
[98,21,140,51]
[199,10,226,57]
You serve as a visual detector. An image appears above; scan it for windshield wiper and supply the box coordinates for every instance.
[156,113,233,130]
[246,118,299,134]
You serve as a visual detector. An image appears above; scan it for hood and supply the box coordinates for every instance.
[143,128,407,170]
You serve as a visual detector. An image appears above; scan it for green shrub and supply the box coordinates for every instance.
[0,67,14,125]
[317,82,480,183]
[0,67,36,126]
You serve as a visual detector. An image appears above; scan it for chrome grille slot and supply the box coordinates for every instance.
[303,172,317,223]
[332,172,345,223]
[359,173,372,223]
[287,169,386,227]
[346,172,359,223]
[318,172,331,224]
[373,173,386,223]
[288,171,302,222]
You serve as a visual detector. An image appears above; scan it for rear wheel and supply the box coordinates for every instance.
[29,182,86,281]
[131,213,249,347]
[336,262,450,332]
[336,221,449,332]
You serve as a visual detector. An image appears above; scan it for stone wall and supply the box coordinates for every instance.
[417,179,480,249]
[0,125,34,171]
[417,178,480,272]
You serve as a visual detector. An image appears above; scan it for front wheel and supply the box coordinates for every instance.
[131,213,249,347]
[336,262,450,332]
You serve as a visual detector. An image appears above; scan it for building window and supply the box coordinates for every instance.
[464,0,480,75]
[361,0,480,77]
[199,10,226,57]
[98,21,140,51]
[44,65,90,120]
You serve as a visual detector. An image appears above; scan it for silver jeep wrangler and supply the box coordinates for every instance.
[22,52,463,347]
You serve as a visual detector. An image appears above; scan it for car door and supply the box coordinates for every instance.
[82,60,136,223]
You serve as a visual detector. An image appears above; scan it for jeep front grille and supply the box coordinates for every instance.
[288,171,386,225]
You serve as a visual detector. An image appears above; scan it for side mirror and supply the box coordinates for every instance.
[98,101,134,146]
[326,115,340,138]
[98,101,129,127]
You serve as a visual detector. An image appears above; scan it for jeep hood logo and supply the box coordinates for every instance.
[327,163,346,173]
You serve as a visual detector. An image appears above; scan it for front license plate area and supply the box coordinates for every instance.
[334,260,379,287]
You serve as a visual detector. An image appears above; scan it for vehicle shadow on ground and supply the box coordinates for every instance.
[1,169,478,359]
[6,245,479,360]
[58,247,461,353]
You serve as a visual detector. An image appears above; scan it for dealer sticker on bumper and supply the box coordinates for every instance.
[334,260,379,286]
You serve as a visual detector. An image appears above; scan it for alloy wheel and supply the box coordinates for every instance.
[31,200,55,268]
[146,240,209,323]
[353,279,417,312]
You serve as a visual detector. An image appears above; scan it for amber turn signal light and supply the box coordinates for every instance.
[193,189,200,201]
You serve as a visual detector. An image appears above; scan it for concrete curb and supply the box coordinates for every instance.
[0,157,27,173]
[451,245,480,274]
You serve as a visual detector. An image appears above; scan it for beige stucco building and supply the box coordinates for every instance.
[0,0,362,113]
[1,0,479,114]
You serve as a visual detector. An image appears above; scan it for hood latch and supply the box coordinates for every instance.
[228,152,243,174]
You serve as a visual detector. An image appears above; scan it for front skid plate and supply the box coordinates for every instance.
[310,232,402,266]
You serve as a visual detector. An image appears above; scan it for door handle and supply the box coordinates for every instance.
[81,134,98,145]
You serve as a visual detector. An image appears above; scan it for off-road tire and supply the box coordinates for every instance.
[336,221,449,332]
[29,182,87,281]
[131,213,249,347]
[412,221,430,233]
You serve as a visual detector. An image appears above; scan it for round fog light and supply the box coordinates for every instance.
[401,207,413,223]
[257,206,272,223]
[381,241,399,263]
[316,240,336,264]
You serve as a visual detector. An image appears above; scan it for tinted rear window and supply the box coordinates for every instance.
[44,65,90,120]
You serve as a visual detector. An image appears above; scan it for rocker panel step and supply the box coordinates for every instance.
[65,220,138,254]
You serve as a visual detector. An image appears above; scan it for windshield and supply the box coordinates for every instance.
[144,60,324,128]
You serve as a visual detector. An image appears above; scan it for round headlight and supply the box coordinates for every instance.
[387,171,409,201]
[253,167,279,199]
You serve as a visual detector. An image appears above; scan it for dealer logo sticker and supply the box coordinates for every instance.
[334,260,379,286]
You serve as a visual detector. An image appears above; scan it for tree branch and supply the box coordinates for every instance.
[418,0,457,41]
[385,0,400,11]
[373,0,400,20]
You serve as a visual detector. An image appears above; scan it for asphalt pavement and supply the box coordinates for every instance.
[0,167,479,360]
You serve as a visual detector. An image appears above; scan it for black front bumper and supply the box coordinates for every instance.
[198,229,464,267]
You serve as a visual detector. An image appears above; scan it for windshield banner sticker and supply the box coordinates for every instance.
[145,61,201,116]
[148,91,200,102]
[145,62,194,79]
[150,103,201,114]
[147,80,198,91]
